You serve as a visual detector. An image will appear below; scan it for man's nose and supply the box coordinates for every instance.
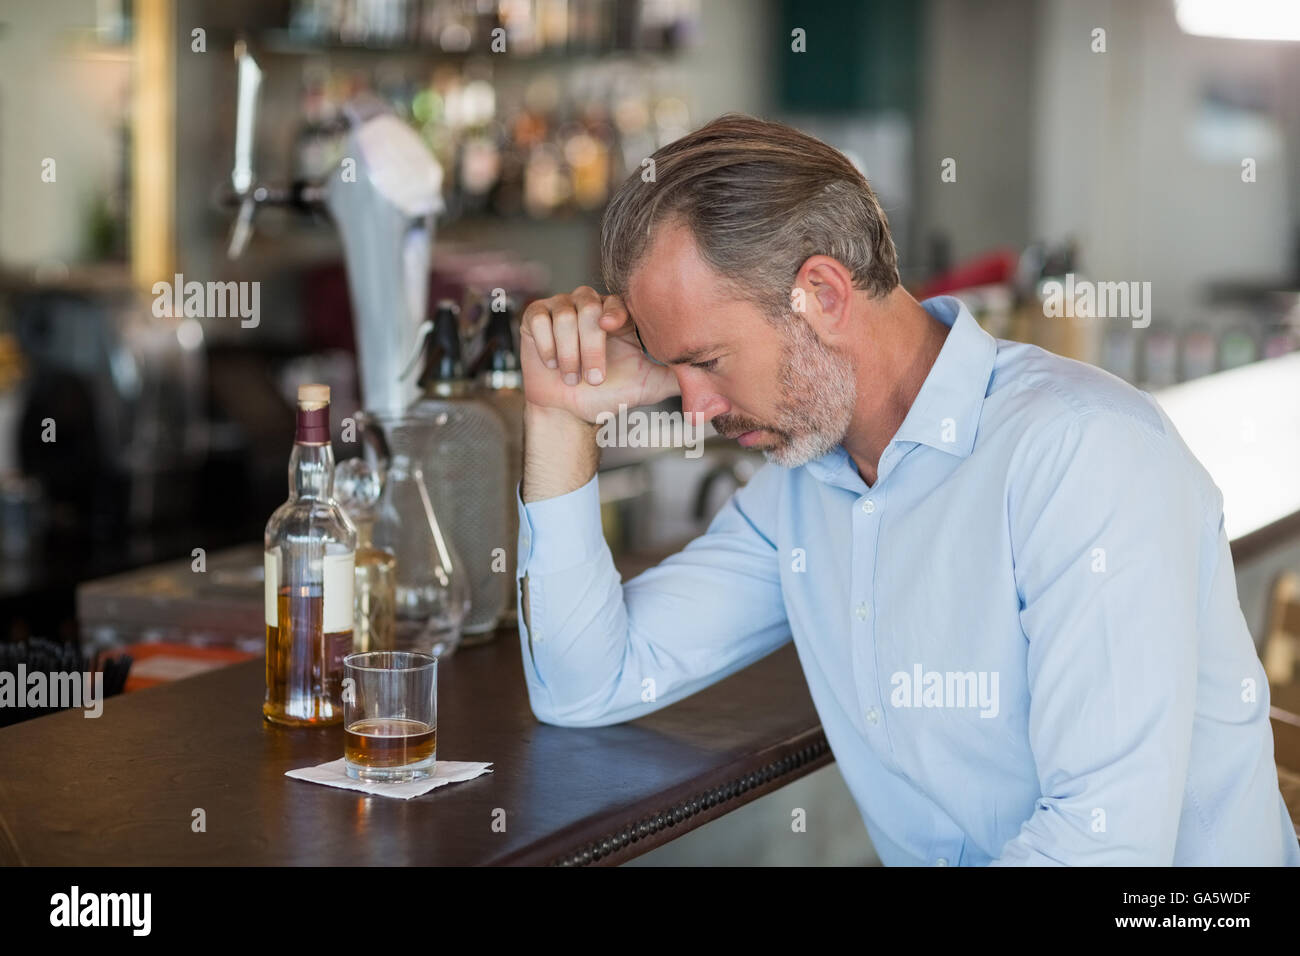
[677,372,729,423]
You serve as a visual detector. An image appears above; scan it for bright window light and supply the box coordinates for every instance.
[1175,0,1300,41]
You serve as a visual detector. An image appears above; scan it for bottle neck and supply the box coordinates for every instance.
[354,516,374,549]
[289,442,334,500]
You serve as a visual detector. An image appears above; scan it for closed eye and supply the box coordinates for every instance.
[691,358,719,372]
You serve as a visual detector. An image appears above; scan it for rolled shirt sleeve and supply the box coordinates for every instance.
[515,464,791,728]
[990,409,1212,865]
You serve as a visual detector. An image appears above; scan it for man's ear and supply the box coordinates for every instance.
[794,255,854,340]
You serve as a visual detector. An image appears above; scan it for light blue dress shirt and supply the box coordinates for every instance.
[514,294,1300,866]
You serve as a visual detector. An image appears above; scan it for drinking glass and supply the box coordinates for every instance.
[343,651,437,782]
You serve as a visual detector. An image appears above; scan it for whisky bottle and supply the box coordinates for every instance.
[264,384,357,726]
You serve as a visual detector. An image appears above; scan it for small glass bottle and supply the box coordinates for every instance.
[263,384,357,727]
[353,526,396,653]
[335,457,396,654]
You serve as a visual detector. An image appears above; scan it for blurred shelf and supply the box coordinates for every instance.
[1205,280,1300,305]
[0,263,135,297]
[440,208,605,230]
[211,208,604,281]
[258,28,684,62]
[213,231,343,280]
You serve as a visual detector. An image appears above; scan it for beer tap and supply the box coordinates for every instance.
[220,38,445,415]
[227,37,260,259]
[223,38,325,260]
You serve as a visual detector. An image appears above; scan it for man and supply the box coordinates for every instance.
[514,113,1299,866]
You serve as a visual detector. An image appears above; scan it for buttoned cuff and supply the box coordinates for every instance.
[516,473,605,577]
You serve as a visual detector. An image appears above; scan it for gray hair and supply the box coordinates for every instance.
[600,113,900,322]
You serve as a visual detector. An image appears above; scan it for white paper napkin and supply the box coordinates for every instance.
[286,758,493,799]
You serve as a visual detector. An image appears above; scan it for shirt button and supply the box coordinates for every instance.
[854,602,869,621]
[861,499,875,514]
[935,857,948,867]
[865,707,879,725]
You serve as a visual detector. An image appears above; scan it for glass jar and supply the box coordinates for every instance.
[358,412,469,658]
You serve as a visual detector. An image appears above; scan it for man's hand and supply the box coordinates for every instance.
[520,286,679,424]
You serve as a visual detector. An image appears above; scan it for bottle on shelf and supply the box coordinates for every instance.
[1140,322,1179,390]
[264,384,357,726]
[1262,322,1299,360]
[1180,324,1218,381]
[1218,322,1259,371]
[1100,324,1139,383]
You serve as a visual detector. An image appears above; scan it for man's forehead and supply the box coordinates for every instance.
[627,226,722,313]
[625,225,740,355]
[625,287,728,364]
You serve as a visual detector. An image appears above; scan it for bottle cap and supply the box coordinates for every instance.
[419,301,466,387]
[296,384,331,443]
[473,296,521,379]
[298,384,330,409]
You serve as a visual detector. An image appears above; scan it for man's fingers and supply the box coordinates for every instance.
[571,285,603,313]
[600,295,639,348]
[551,302,580,386]
[522,289,623,387]
[522,300,559,369]
[577,299,607,386]
[599,294,630,332]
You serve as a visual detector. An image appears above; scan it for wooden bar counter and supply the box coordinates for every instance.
[0,629,831,866]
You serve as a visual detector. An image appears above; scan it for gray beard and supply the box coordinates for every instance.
[762,315,857,468]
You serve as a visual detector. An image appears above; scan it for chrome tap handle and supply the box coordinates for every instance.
[397,320,435,382]
[231,37,261,196]
[226,37,263,259]
[226,195,256,259]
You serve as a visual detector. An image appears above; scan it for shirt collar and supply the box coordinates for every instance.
[890,295,997,458]
[804,295,997,486]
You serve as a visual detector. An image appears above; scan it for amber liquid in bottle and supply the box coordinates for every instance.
[353,540,396,653]
[264,585,353,726]
[263,384,357,727]
[344,717,437,768]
